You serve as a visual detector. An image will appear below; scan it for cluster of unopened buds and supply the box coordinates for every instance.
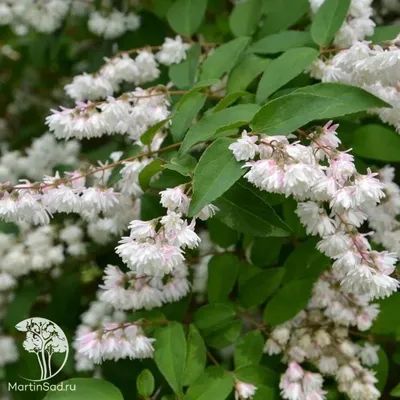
[229,122,399,299]
[265,270,382,400]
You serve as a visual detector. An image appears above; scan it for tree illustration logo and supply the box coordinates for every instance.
[15,317,69,382]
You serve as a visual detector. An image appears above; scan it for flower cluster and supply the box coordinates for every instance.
[0,0,141,38]
[73,292,155,368]
[0,0,71,35]
[311,39,400,131]
[76,322,155,365]
[229,124,399,299]
[99,262,190,311]
[0,132,80,183]
[266,270,381,400]
[88,9,140,39]
[309,0,375,47]
[0,219,88,283]
[46,89,170,141]
[73,294,126,371]
[64,36,189,102]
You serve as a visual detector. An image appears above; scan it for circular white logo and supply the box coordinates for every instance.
[15,317,69,382]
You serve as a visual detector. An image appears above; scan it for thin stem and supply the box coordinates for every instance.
[206,349,220,366]
[5,142,182,191]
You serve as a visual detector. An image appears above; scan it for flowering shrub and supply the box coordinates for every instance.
[0,0,400,399]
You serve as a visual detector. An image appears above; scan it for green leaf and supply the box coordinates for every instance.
[372,348,388,392]
[206,319,243,348]
[234,365,277,386]
[200,37,251,80]
[253,386,276,400]
[180,104,260,154]
[350,124,400,162]
[188,138,246,216]
[184,366,234,400]
[250,31,313,54]
[234,331,264,368]
[264,278,315,325]
[208,254,240,303]
[294,83,389,118]
[229,0,263,37]
[154,322,187,396]
[391,382,400,397]
[214,180,291,237]
[256,47,319,104]
[207,218,239,248]
[251,237,283,267]
[165,154,198,176]
[138,159,165,191]
[194,303,237,332]
[368,25,400,43]
[44,379,123,400]
[175,79,220,110]
[250,92,341,134]
[140,119,169,145]
[239,267,285,308]
[150,169,190,190]
[371,293,400,335]
[227,55,271,94]
[311,0,351,46]
[283,197,306,238]
[259,0,309,36]
[283,238,330,282]
[137,370,155,398]
[4,285,39,330]
[171,93,206,142]
[167,0,208,36]
[147,0,174,17]
[183,325,207,386]
[213,92,250,113]
[169,44,201,89]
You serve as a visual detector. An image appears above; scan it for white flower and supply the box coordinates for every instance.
[175,221,201,249]
[81,187,119,214]
[235,381,257,400]
[296,202,336,236]
[42,185,81,214]
[318,356,338,375]
[135,51,160,84]
[263,339,281,355]
[65,73,114,101]
[286,362,304,381]
[0,272,16,291]
[0,336,18,367]
[271,326,291,346]
[317,232,351,258]
[156,36,190,65]
[284,163,321,197]
[229,131,259,161]
[128,220,157,240]
[196,204,219,221]
[163,278,190,303]
[160,186,189,214]
[354,169,386,207]
[359,343,380,366]
[336,365,356,383]
[133,334,155,358]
